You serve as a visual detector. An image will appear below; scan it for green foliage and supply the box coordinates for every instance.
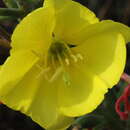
[3,0,18,8]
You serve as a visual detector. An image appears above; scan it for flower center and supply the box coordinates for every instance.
[35,40,83,84]
[48,41,83,66]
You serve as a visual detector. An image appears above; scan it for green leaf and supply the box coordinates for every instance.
[93,121,107,130]
[74,114,104,128]
[3,0,18,8]
[0,16,18,21]
[101,88,125,130]
[0,8,24,17]
[17,0,43,12]
[0,26,11,41]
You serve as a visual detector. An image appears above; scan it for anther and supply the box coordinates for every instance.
[70,54,78,63]
[65,58,70,66]
[77,53,83,60]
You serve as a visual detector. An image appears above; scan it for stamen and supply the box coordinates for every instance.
[62,42,79,63]
[31,49,45,66]
[34,40,83,84]
[57,52,64,66]
[51,54,56,69]
[36,64,43,70]
[77,53,83,60]
[36,64,50,79]
[49,67,63,82]
[61,48,70,66]
[31,50,42,57]
[70,54,78,63]
[65,58,70,66]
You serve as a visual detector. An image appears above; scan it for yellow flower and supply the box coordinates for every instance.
[0,0,130,129]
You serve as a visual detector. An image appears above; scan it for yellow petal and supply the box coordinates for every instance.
[73,32,126,88]
[26,76,73,129]
[44,0,70,10]
[11,7,55,54]
[69,20,130,44]
[55,1,99,40]
[0,50,39,96]
[58,64,108,117]
[0,62,73,129]
[44,0,99,41]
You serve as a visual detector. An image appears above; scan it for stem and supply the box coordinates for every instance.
[0,16,17,21]
[13,0,21,8]
[0,39,10,48]
[121,73,130,84]
[0,8,24,16]
[0,26,11,41]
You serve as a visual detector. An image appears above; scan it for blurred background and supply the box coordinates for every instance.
[0,0,130,130]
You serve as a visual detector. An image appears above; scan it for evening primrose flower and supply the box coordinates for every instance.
[0,0,130,129]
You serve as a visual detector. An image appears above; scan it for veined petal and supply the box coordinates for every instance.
[0,50,39,96]
[44,0,99,41]
[58,64,108,116]
[73,32,126,88]
[69,20,130,44]
[0,63,73,129]
[11,7,55,54]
